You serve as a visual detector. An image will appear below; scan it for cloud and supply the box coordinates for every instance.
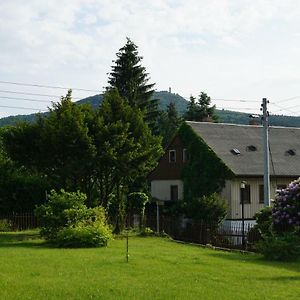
[1,0,300,117]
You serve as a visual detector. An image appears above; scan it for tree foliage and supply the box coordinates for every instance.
[108,38,159,130]
[184,92,218,122]
[158,102,182,146]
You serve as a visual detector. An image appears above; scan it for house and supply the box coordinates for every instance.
[148,121,300,221]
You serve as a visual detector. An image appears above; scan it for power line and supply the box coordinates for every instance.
[0,96,51,103]
[0,105,46,111]
[273,96,300,104]
[0,80,101,93]
[0,89,82,100]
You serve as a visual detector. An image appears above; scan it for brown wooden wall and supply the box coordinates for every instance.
[148,136,186,180]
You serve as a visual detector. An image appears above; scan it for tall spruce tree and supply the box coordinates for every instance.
[108,38,159,131]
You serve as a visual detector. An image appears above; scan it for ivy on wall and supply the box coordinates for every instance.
[178,123,234,199]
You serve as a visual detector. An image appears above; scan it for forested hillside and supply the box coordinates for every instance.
[1,91,300,128]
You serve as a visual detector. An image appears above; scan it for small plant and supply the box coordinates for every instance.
[0,219,12,232]
[139,227,155,237]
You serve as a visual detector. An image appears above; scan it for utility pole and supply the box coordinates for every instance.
[261,98,270,206]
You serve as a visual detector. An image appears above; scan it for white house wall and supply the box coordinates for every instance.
[151,180,183,201]
[228,177,296,219]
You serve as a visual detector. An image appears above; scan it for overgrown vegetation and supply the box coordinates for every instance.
[255,178,300,261]
[178,123,234,199]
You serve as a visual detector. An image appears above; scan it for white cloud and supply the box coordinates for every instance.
[1,0,300,117]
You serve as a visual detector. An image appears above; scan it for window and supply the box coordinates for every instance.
[259,184,264,204]
[247,145,257,151]
[170,185,178,201]
[287,149,296,156]
[169,150,176,163]
[240,184,251,204]
[231,148,241,155]
[183,149,189,162]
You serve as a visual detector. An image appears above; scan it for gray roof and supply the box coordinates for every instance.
[187,121,300,177]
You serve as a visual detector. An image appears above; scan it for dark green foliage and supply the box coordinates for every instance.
[176,193,227,224]
[184,92,218,122]
[254,206,273,236]
[0,128,49,213]
[158,102,183,146]
[178,123,234,198]
[35,190,112,247]
[257,233,300,261]
[108,38,158,130]
[3,92,300,128]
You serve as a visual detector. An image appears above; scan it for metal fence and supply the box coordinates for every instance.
[145,215,260,250]
[0,212,39,231]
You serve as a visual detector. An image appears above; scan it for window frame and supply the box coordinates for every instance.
[169,150,176,163]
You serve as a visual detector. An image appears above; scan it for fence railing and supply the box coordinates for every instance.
[145,215,259,250]
[0,212,39,231]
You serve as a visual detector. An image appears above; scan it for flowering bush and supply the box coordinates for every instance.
[272,178,300,233]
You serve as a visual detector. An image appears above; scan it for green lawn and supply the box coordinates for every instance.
[0,231,299,300]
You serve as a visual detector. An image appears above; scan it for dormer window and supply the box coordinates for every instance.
[231,148,241,155]
[169,150,176,163]
[287,149,296,156]
[247,145,257,151]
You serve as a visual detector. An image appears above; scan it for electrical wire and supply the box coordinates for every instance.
[0,96,52,103]
[0,80,101,93]
[0,105,46,111]
[0,89,82,100]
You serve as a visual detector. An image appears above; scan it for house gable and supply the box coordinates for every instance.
[148,135,186,181]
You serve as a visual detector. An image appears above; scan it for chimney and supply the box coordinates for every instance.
[248,114,261,125]
[169,87,172,93]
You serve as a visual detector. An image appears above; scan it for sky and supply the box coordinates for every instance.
[1,0,300,118]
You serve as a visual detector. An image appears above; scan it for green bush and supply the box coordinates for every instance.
[0,219,12,232]
[179,193,227,224]
[254,206,272,237]
[257,233,300,261]
[35,189,87,240]
[56,221,112,248]
[35,190,112,247]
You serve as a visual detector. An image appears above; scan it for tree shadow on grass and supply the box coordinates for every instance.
[0,232,52,249]
[206,251,300,274]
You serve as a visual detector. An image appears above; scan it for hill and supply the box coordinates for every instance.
[1,91,300,128]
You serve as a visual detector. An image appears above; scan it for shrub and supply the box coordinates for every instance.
[138,227,155,237]
[35,189,87,240]
[35,190,112,247]
[257,233,300,261]
[254,206,272,237]
[0,219,12,232]
[180,193,227,224]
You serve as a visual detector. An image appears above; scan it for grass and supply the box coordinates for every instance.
[0,231,299,299]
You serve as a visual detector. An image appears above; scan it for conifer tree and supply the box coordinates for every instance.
[108,38,158,130]
[184,92,217,122]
